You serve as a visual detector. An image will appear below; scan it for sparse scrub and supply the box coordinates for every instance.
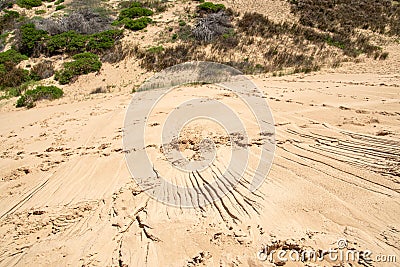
[29,60,54,80]
[54,52,101,84]
[0,61,30,88]
[16,85,63,108]
[35,9,113,35]
[35,9,46,14]
[142,0,167,13]
[0,49,31,91]
[192,11,233,42]
[0,10,20,40]
[289,0,399,36]
[0,0,15,11]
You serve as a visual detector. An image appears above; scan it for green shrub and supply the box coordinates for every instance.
[123,17,152,31]
[16,0,42,9]
[3,10,20,19]
[54,52,101,84]
[0,49,28,64]
[86,30,124,51]
[55,4,65,10]
[116,1,154,31]
[197,2,225,13]
[16,85,63,108]
[46,31,86,54]
[54,0,64,4]
[119,6,154,20]
[17,23,123,56]
[18,23,49,56]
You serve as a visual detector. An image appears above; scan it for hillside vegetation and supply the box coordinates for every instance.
[0,0,399,107]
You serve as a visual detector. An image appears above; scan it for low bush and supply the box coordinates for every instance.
[55,4,65,10]
[123,17,152,31]
[119,6,154,20]
[16,85,63,108]
[197,2,225,13]
[54,52,101,84]
[0,49,28,64]
[16,0,42,9]
[17,23,48,56]
[15,22,123,56]
[115,1,154,31]
[86,30,124,51]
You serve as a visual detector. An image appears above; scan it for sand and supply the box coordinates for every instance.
[0,58,399,266]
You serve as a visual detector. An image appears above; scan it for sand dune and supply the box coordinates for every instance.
[0,61,399,266]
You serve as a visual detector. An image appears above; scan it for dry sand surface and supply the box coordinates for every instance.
[0,57,399,266]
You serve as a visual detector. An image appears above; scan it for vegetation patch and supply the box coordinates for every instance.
[55,4,65,10]
[0,49,28,64]
[289,0,400,36]
[16,0,42,9]
[35,9,113,35]
[197,2,225,13]
[55,52,101,84]
[16,85,63,108]
[192,11,233,42]
[0,49,30,90]
[16,23,123,57]
[0,61,30,89]
[119,3,154,20]
[122,17,152,31]
[115,1,154,31]
[29,60,54,80]
[17,23,48,56]
[1,10,21,49]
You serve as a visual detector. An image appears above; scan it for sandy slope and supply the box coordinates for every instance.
[0,52,399,267]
